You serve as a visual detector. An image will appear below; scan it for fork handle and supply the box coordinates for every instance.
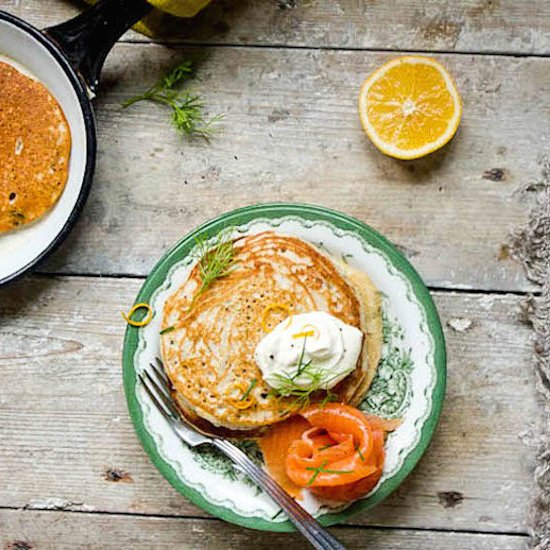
[213,439,346,550]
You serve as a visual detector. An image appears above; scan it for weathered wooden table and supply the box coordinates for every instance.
[1,0,547,547]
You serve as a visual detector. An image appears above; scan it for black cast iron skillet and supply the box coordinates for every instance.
[0,0,152,286]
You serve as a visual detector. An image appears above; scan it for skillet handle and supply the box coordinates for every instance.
[44,0,152,95]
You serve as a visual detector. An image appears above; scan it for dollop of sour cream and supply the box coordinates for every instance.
[254,311,364,392]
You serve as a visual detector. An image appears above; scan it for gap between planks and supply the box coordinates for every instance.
[114,37,550,61]
[32,272,537,298]
[0,505,531,539]
[0,510,530,550]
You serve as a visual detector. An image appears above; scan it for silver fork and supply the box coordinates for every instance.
[139,359,346,550]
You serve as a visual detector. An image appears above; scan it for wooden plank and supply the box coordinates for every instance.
[0,276,537,533]
[0,510,529,550]
[3,0,550,55]
[33,43,544,292]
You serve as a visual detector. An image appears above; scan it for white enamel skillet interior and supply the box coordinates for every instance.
[0,0,152,286]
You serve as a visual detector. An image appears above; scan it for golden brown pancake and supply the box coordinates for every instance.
[0,60,71,233]
[338,261,383,405]
[161,231,382,435]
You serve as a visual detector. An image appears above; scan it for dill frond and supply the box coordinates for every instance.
[305,460,353,485]
[241,379,257,401]
[188,229,237,310]
[269,336,341,409]
[122,61,223,139]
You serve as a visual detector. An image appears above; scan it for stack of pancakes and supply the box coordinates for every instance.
[0,60,71,233]
[161,231,382,437]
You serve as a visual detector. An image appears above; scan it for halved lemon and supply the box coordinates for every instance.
[358,56,462,160]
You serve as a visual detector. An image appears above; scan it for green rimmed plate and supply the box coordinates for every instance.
[122,203,446,531]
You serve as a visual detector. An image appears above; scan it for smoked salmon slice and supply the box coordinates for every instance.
[259,403,398,503]
[257,415,310,498]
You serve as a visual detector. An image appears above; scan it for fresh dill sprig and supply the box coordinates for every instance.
[188,229,237,310]
[241,379,257,401]
[272,372,340,410]
[293,335,312,377]
[270,336,340,410]
[305,460,353,486]
[122,60,223,140]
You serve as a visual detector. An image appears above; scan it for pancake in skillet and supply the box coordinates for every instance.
[161,231,382,434]
[0,60,71,233]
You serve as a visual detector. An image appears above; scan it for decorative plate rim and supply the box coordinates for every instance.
[122,202,447,532]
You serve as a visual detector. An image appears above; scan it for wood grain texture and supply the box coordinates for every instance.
[0,276,538,533]
[2,0,550,55]
[30,43,546,292]
[0,509,529,550]
[0,0,542,547]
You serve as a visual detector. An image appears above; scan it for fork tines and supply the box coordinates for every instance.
[138,360,178,421]
[155,357,169,384]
